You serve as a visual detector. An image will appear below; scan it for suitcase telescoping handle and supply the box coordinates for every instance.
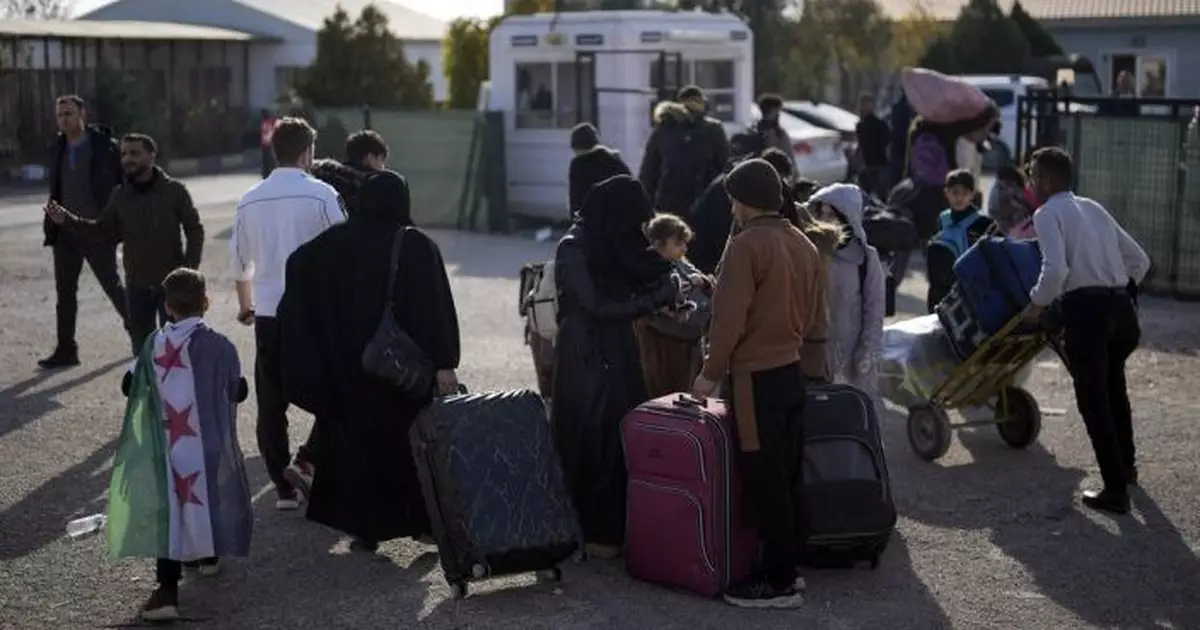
[672,393,707,409]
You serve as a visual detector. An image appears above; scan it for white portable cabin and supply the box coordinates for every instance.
[487,10,754,221]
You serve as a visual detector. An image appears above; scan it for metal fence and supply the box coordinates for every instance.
[310,108,508,233]
[1016,92,1200,299]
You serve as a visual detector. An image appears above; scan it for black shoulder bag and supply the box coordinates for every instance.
[361,227,436,398]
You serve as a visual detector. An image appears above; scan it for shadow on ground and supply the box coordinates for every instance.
[890,407,1200,629]
[0,359,127,440]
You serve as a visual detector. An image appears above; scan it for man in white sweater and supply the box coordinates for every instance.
[1022,147,1151,515]
[230,117,346,511]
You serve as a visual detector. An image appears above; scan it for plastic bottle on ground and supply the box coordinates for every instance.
[66,513,107,538]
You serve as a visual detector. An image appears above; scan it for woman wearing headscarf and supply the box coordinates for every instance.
[807,183,887,401]
[277,170,461,552]
[551,174,679,560]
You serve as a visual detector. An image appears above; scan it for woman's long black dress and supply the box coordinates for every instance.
[549,175,676,548]
[278,170,461,544]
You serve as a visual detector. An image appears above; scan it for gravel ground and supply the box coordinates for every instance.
[1,175,1199,629]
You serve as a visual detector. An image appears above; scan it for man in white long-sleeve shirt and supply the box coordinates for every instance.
[230,117,346,511]
[1022,147,1150,515]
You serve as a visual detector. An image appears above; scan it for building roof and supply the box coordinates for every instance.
[231,0,446,40]
[0,18,267,40]
[878,0,1200,21]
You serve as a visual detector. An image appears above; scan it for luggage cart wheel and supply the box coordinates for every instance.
[907,404,952,462]
[995,386,1042,449]
[450,582,468,600]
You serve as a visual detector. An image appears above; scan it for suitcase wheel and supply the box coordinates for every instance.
[471,563,488,579]
[537,567,564,583]
[450,581,468,600]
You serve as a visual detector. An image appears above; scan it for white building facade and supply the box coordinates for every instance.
[79,0,447,109]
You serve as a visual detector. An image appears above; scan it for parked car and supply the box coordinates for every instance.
[783,100,860,177]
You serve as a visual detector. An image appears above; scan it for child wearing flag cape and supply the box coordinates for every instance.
[108,268,252,622]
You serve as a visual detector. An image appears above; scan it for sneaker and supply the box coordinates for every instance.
[723,579,805,610]
[197,560,220,577]
[275,490,300,511]
[283,460,314,505]
[139,587,180,622]
[37,347,80,370]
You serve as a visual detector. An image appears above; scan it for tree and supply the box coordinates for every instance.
[300,4,433,108]
[442,17,502,110]
[2,0,72,18]
[1010,0,1062,57]
[919,35,962,75]
[887,2,944,76]
[786,0,891,102]
[945,0,1029,74]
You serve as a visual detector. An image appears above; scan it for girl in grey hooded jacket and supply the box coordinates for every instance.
[807,183,887,400]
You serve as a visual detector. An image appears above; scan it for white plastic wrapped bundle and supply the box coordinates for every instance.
[878,315,1033,409]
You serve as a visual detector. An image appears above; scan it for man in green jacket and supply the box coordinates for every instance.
[46,133,204,355]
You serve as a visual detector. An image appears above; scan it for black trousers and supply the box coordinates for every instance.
[254,316,316,494]
[729,362,808,590]
[155,557,217,588]
[52,238,128,350]
[1060,288,1141,494]
[126,285,168,355]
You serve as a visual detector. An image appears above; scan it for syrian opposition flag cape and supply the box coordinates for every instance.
[106,318,253,561]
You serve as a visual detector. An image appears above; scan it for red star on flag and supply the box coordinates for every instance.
[162,401,196,448]
[172,469,204,507]
[153,338,187,380]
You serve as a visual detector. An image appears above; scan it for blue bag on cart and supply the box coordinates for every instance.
[951,236,1042,336]
[934,284,988,360]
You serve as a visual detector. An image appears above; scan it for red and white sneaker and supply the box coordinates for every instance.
[283,460,314,505]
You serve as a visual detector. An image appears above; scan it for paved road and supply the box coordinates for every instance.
[1,174,1198,629]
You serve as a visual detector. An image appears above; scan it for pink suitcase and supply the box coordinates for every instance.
[622,393,758,598]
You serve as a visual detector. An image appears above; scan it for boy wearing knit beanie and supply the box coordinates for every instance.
[692,158,823,609]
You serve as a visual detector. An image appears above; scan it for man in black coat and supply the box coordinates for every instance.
[310,129,389,218]
[638,85,731,218]
[40,94,128,369]
[566,123,630,221]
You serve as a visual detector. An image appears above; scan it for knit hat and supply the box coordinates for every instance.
[724,158,783,212]
[570,123,600,150]
[677,85,704,102]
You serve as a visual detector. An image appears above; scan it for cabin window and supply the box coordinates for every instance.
[647,58,737,122]
[515,61,595,129]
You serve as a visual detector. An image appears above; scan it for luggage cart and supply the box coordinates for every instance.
[905,314,1058,462]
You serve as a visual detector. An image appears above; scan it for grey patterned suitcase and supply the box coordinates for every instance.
[410,388,582,599]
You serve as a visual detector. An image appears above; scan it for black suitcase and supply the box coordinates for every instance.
[797,383,897,569]
[410,389,582,599]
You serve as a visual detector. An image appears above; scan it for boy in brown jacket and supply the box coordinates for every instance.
[691,158,823,609]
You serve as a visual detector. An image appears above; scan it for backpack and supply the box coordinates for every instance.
[519,261,558,342]
[928,211,987,260]
[861,190,918,253]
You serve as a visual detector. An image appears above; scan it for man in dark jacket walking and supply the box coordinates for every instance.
[310,129,389,218]
[567,122,630,221]
[638,85,730,218]
[45,133,204,355]
[40,94,129,369]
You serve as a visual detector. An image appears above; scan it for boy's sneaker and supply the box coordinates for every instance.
[275,490,300,512]
[139,587,180,621]
[284,460,315,505]
[197,560,220,577]
[723,579,805,610]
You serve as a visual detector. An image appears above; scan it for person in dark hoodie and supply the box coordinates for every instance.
[638,85,731,218]
[309,129,389,218]
[567,123,630,221]
[40,94,129,369]
[45,133,204,355]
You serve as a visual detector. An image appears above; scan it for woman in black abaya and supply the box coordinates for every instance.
[278,170,461,551]
[551,175,678,559]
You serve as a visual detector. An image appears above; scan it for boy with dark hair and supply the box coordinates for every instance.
[1022,147,1149,515]
[109,268,252,622]
[311,129,388,218]
[692,158,823,609]
[925,168,994,312]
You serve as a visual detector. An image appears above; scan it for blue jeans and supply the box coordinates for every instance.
[126,285,168,355]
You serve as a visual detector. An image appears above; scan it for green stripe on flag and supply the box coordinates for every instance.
[106,338,170,558]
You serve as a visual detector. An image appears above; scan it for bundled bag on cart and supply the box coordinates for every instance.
[880,314,1035,408]
[410,388,582,599]
[519,261,557,400]
[936,236,1042,359]
[797,383,896,570]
